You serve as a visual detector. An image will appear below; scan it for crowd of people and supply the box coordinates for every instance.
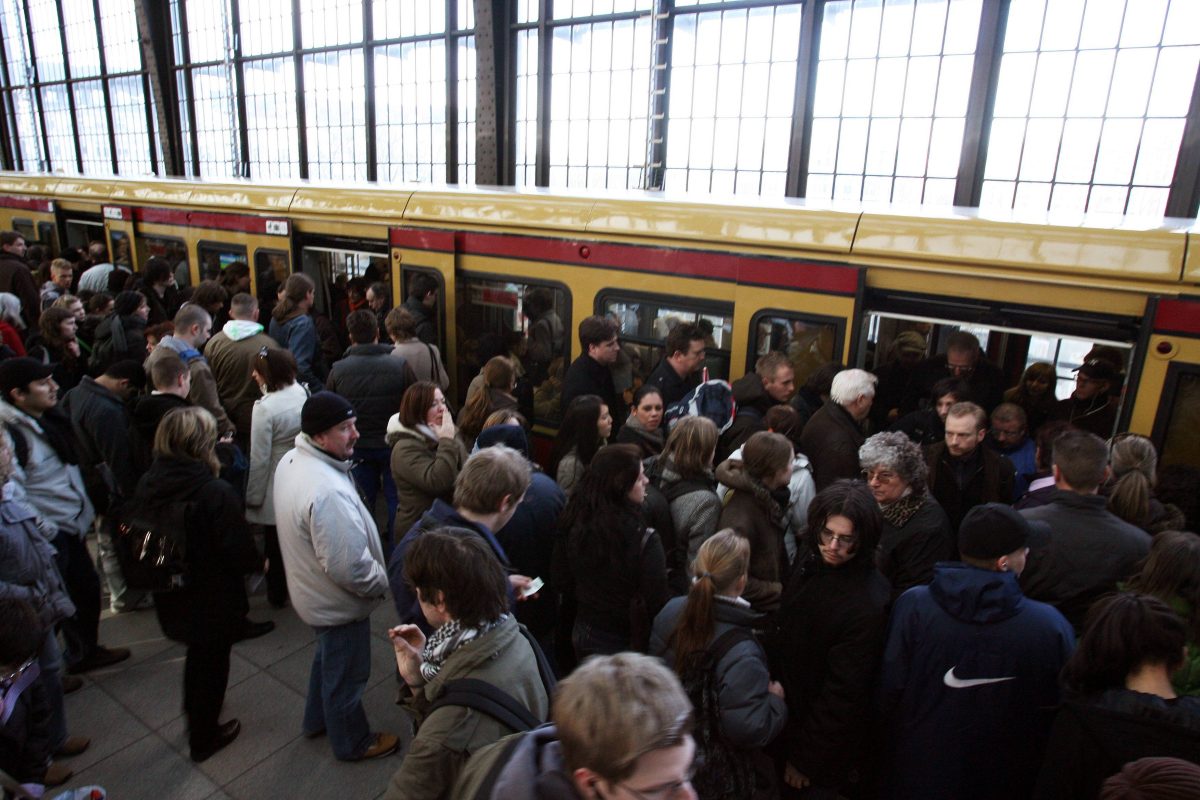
[2,228,1200,799]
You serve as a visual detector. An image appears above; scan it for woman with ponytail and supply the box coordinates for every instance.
[1107,434,1185,535]
[650,529,786,798]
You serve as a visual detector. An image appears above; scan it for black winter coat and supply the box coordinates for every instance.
[876,495,955,600]
[91,312,147,374]
[799,400,866,491]
[1034,690,1200,799]
[560,353,624,434]
[768,548,890,793]
[133,456,259,644]
[1020,490,1151,631]
[325,343,416,447]
[925,442,1016,532]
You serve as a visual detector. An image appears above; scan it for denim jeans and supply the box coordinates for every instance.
[351,447,399,557]
[303,617,373,760]
[39,630,66,751]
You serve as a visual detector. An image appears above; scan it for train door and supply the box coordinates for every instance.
[390,227,454,389]
[1144,297,1200,471]
[57,210,105,253]
[857,289,1145,443]
[101,205,139,271]
[296,234,389,344]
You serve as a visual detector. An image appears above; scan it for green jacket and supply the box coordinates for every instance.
[384,615,550,800]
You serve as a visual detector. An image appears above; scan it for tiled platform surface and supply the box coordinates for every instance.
[57,575,414,799]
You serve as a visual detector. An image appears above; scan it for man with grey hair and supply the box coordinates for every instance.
[148,303,234,438]
[800,368,877,490]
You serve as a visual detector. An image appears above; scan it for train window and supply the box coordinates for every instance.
[109,230,132,267]
[139,235,189,284]
[36,222,56,253]
[456,274,570,426]
[401,268,445,352]
[12,219,35,242]
[197,242,249,290]
[599,293,733,387]
[1156,368,1200,470]
[254,249,291,310]
[749,312,842,387]
[64,218,104,250]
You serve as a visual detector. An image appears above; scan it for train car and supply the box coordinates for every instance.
[0,172,1196,470]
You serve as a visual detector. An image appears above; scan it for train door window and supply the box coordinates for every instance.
[11,219,35,242]
[862,311,1132,438]
[401,268,446,352]
[299,242,388,318]
[254,249,291,311]
[139,235,189,286]
[1155,367,1200,469]
[36,222,57,254]
[456,274,570,425]
[109,230,132,267]
[197,242,249,294]
[749,312,843,387]
[598,293,734,391]
[65,218,104,251]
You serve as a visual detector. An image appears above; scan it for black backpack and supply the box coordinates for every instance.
[426,624,556,733]
[115,501,194,593]
[679,627,759,800]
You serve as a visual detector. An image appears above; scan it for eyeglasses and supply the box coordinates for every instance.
[619,765,696,800]
[819,527,858,548]
[861,469,898,484]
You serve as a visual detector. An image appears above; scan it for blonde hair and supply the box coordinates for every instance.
[661,415,718,479]
[670,529,750,670]
[1109,434,1158,528]
[153,406,221,476]
[553,652,693,782]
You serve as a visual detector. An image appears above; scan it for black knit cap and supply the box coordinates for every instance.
[957,503,1032,560]
[301,391,355,436]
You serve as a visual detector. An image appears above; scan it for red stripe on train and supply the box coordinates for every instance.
[1155,298,1200,336]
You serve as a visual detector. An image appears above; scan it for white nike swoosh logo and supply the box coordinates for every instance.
[943,667,1017,689]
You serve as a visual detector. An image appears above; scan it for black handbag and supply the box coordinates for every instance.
[115,502,192,593]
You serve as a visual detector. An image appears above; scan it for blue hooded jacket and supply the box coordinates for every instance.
[880,562,1075,800]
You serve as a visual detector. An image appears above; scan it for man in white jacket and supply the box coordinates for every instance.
[273,391,399,762]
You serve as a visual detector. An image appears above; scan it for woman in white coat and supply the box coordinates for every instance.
[245,346,308,607]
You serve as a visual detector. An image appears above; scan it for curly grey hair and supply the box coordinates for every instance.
[859,431,927,495]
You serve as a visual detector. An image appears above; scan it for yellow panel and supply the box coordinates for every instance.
[395,247,457,394]
[1185,227,1200,284]
[107,180,196,207]
[45,178,117,202]
[405,189,595,232]
[1129,335,1200,436]
[855,212,1185,282]
[291,187,413,219]
[731,285,856,378]
[288,216,391,241]
[0,174,57,196]
[865,261,1161,318]
[184,182,298,212]
[587,197,859,254]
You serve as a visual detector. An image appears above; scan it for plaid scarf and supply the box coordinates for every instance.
[420,615,507,683]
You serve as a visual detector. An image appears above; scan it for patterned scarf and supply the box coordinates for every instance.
[420,615,507,683]
[881,491,926,528]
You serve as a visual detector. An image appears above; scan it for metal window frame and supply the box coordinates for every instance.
[746,306,848,378]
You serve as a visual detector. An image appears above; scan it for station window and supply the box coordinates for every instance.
[254,249,291,311]
[599,293,733,392]
[456,274,570,425]
[749,311,841,386]
[139,235,189,280]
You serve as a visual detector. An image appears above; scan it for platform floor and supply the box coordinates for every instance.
[55,590,414,800]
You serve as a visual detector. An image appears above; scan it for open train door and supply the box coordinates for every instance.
[101,204,140,273]
[389,226,455,393]
[1141,296,1200,471]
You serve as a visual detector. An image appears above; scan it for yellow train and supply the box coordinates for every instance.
[0,172,1197,469]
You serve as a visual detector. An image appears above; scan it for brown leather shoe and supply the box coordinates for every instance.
[68,645,131,675]
[357,732,399,760]
[56,735,91,757]
[43,761,73,787]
